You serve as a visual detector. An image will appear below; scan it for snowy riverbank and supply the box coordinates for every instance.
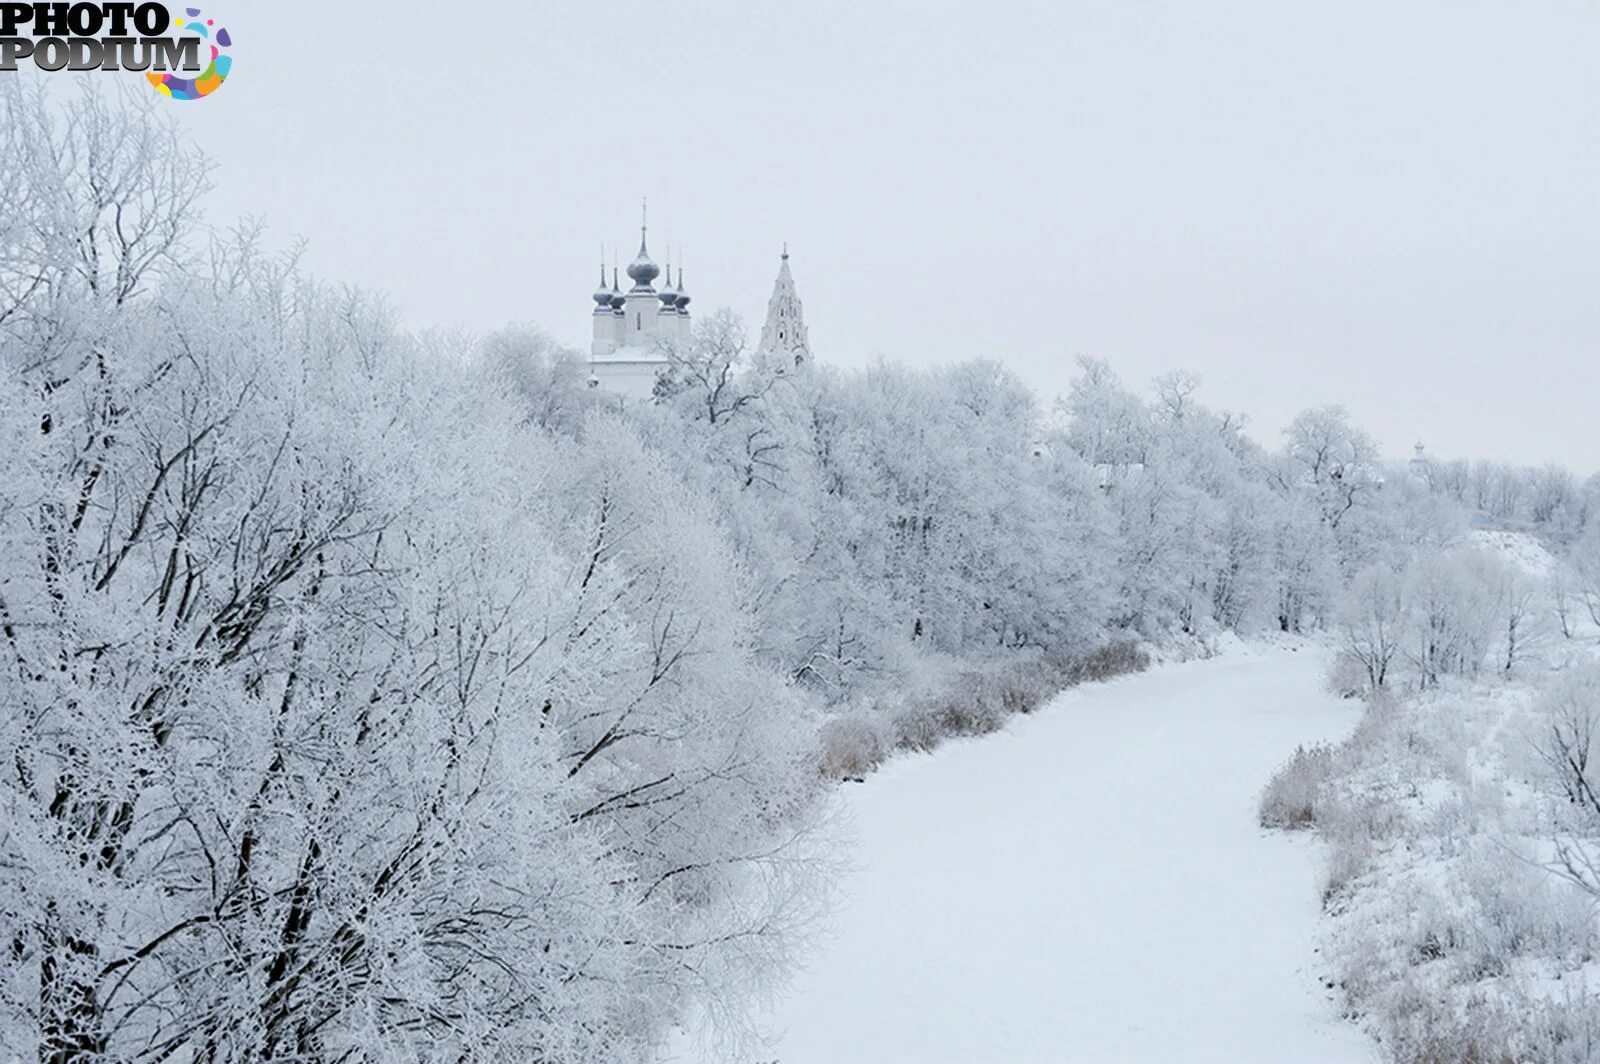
[675,642,1380,1063]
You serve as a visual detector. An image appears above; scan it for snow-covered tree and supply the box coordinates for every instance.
[1566,521,1600,628]
[1337,565,1406,690]
[477,324,593,433]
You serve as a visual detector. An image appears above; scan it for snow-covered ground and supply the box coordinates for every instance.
[1471,527,1558,577]
[684,643,1379,1063]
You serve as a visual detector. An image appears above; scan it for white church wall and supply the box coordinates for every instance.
[589,356,665,401]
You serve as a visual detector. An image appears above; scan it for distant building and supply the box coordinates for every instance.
[757,244,810,367]
[1408,441,1432,483]
[588,216,689,400]
[586,212,809,400]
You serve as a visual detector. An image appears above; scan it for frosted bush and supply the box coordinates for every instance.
[1060,640,1152,683]
[1327,651,1371,698]
[1320,833,1375,910]
[1259,743,1336,829]
[874,644,1150,760]
[891,705,946,753]
[818,716,892,780]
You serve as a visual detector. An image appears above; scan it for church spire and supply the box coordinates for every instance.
[626,197,660,290]
[758,245,810,365]
[658,247,679,312]
[593,243,613,312]
[674,262,690,314]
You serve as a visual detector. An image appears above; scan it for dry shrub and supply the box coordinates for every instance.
[1321,835,1374,912]
[1378,979,1600,1064]
[994,658,1060,715]
[928,672,1009,737]
[889,672,1011,753]
[1533,991,1600,1064]
[1259,742,1336,829]
[890,705,944,754]
[1385,986,1520,1064]
[1055,640,1151,685]
[848,639,1153,769]
[817,715,892,779]
[1326,650,1370,699]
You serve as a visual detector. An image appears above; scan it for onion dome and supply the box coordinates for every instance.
[658,263,679,310]
[592,259,613,310]
[610,268,625,313]
[674,268,690,314]
[626,228,660,289]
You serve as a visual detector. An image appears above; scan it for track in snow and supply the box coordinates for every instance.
[692,642,1379,1063]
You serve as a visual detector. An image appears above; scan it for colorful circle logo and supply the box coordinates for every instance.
[147,8,231,101]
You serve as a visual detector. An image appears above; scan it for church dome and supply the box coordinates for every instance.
[658,264,679,308]
[673,269,690,312]
[626,233,660,288]
[609,268,625,313]
[592,263,613,309]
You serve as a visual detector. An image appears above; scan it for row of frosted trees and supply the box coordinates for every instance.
[585,329,1461,712]
[0,87,826,1061]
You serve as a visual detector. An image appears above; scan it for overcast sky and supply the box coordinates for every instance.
[166,1,1600,470]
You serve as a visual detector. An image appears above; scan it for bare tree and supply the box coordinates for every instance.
[1283,405,1381,532]
[656,307,780,425]
[1498,565,1548,675]
[1337,564,1404,690]
[1552,562,1580,639]
[1536,669,1600,899]
[1567,522,1600,628]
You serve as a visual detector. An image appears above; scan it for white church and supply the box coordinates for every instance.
[588,217,811,399]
